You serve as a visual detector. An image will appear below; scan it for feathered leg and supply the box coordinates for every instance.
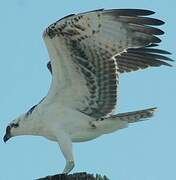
[56,132,75,174]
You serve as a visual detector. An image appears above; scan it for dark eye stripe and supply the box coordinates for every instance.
[11,123,19,128]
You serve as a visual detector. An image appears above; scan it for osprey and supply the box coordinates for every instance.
[4,9,173,174]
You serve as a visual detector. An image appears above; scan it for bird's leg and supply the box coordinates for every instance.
[56,132,75,174]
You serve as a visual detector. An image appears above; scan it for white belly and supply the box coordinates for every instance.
[36,102,127,143]
[45,127,102,142]
[70,128,102,142]
[37,103,100,142]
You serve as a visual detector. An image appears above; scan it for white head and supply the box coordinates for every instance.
[3,114,36,143]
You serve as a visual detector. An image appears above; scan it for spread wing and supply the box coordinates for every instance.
[43,9,172,119]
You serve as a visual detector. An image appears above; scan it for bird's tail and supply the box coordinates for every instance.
[110,107,157,123]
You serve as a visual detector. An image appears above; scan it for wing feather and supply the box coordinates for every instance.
[43,9,172,118]
[116,47,172,73]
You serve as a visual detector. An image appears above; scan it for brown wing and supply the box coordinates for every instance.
[43,9,172,119]
[115,45,173,73]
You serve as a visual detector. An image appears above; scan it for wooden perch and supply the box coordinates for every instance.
[35,172,109,180]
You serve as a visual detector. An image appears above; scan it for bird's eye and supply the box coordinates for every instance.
[11,123,19,128]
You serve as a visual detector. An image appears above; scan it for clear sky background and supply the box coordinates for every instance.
[0,1,175,180]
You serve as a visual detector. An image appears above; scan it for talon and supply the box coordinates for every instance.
[62,160,75,174]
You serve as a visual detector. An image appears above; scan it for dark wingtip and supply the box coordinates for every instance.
[152,36,162,44]
[162,62,173,67]
[146,43,159,47]
[104,9,155,16]
[124,9,155,16]
[152,28,164,35]
[150,18,165,26]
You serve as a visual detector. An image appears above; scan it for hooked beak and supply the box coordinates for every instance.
[3,126,11,143]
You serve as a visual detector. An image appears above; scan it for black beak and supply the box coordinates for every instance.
[3,126,11,143]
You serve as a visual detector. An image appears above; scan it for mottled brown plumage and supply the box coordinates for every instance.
[44,9,172,119]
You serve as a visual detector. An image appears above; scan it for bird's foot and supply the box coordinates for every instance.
[62,160,75,174]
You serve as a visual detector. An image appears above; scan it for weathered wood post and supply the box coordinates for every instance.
[36,172,109,180]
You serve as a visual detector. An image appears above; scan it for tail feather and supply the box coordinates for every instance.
[111,107,157,123]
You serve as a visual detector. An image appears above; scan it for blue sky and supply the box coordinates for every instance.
[0,1,175,180]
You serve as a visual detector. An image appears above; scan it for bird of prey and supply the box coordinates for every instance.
[4,9,173,174]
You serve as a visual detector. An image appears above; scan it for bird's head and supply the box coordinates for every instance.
[3,118,21,143]
[3,113,33,143]
[3,110,40,143]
